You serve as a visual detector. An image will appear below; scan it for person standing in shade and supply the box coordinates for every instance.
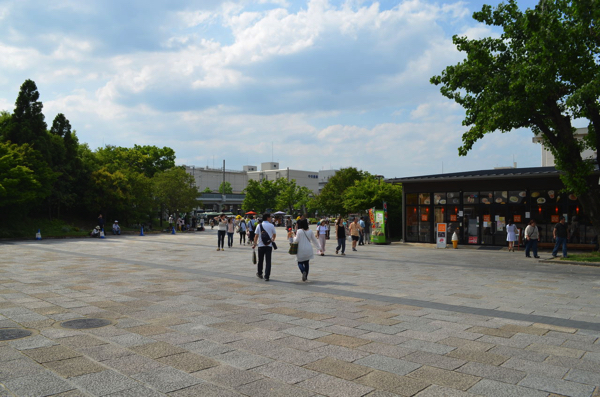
[227,217,235,248]
[524,219,540,258]
[552,216,568,258]
[316,221,327,256]
[216,214,227,251]
[253,213,276,281]
[294,219,321,282]
[97,214,105,234]
[168,214,174,230]
[335,216,346,255]
[349,217,363,251]
[506,219,518,252]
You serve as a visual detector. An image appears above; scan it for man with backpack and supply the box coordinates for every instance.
[247,215,257,245]
[253,213,277,281]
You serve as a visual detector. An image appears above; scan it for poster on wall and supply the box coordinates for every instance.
[450,215,457,222]
[514,215,522,222]
[421,214,428,222]
[371,210,386,244]
[469,236,478,244]
[551,215,559,223]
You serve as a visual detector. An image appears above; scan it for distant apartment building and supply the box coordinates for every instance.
[247,162,320,195]
[184,165,248,193]
[318,169,338,193]
[533,127,596,166]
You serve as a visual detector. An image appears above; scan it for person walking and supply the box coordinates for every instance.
[216,214,227,251]
[227,217,235,248]
[349,217,362,251]
[524,219,540,258]
[358,217,366,245]
[238,218,247,245]
[316,220,327,256]
[552,216,568,258]
[294,219,322,282]
[247,215,257,245]
[253,213,276,281]
[335,216,346,255]
[506,219,518,252]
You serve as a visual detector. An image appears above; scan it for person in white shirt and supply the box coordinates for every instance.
[294,219,321,282]
[112,221,121,235]
[316,220,328,256]
[253,213,277,281]
[216,214,227,251]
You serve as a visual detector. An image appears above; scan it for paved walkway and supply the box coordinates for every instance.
[1,231,599,397]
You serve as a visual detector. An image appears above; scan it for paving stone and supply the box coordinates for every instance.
[401,340,456,355]
[3,371,75,397]
[58,334,108,349]
[71,370,140,396]
[132,367,203,393]
[364,391,403,397]
[414,385,482,396]
[0,358,45,380]
[214,350,273,370]
[499,324,548,336]
[457,361,526,384]
[152,332,202,345]
[354,354,422,376]
[446,348,508,366]
[105,385,165,397]
[525,343,584,359]
[357,342,414,360]
[518,375,596,397]
[583,351,600,362]
[297,373,374,397]
[407,366,480,391]
[311,344,370,362]
[359,332,409,345]
[22,345,81,363]
[468,378,549,397]
[467,326,515,338]
[500,357,568,378]
[273,347,327,366]
[103,353,166,375]
[544,355,600,374]
[9,334,57,350]
[44,356,105,378]
[79,344,134,362]
[304,357,373,380]
[168,382,245,396]
[51,390,90,397]
[235,378,316,397]
[487,346,548,362]
[193,364,264,388]
[210,321,256,333]
[157,352,219,373]
[315,334,370,348]
[108,333,156,347]
[179,340,233,357]
[404,351,467,371]
[355,370,430,396]
[130,341,187,359]
[283,327,332,340]
[0,346,24,362]
[439,337,495,352]
[251,361,319,384]
[272,335,327,351]
[565,369,600,386]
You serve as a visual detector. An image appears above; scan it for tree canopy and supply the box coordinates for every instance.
[431,0,600,239]
[317,167,369,214]
[219,181,233,194]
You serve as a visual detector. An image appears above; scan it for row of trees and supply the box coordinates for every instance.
[241,168,403,237]
[0,80,200,226]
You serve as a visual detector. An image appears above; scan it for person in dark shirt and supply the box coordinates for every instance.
[97,214,105,233]
[552,216,568,258]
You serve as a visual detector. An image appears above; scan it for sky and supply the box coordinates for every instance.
[0,0,571,179]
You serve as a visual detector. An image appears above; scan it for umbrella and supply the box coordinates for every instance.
[245,211,257,215]
[236,215,242,219]
[273,211,286,215]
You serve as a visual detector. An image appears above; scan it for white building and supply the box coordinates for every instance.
[318,169,338,193]
[247,162,320,194]
[184,165,248,193]
[533,127,596,166]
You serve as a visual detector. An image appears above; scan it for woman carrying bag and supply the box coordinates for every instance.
[293,219,321,282]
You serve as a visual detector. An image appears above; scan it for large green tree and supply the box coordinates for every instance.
[318,168,369,215]
[242,179,279,213]
[153,167,201,217]
[431,0,600,242]
[275,179,312,214]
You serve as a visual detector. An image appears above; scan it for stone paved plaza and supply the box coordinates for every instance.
[1,230,600,397]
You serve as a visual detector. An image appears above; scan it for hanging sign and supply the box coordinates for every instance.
[421,214,428,222]
[551,215,559,223]
[483,215,491,222]
[514,215,522,222]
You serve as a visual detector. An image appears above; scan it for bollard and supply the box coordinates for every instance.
[36,229,42,240]
[100,228,105,239]
[171,227,176,234]
[140,226,144,236]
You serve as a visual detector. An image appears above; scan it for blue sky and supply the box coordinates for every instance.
[0,0,567,178]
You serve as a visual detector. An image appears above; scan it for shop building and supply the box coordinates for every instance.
[388,166,599,247]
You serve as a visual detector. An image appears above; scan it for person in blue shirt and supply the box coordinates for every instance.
[358,217,366,245]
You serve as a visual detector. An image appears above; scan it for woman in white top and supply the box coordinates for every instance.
[506,220,518,252]
[316,220,328,256]
[216,215,227,251]
[294,219,322,282]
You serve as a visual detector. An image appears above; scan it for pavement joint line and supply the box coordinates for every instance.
[23,244,600,332]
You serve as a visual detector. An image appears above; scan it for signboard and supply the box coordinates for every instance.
[450,215,457,222]
[421,214,428,222]
[436,223,447,248]
[525,212,531,218]
[383,202,388,222]
[483,215,491,222]
[469,236,478,244]
[371,210,386,244]
[551,215,559,223]
[514,215,522,223]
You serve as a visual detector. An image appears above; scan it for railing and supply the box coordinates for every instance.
[199,193,246,201]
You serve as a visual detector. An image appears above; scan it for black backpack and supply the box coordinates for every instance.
[259,224,272,246]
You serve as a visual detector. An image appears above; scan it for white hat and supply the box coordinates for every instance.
[114,220,118,223]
